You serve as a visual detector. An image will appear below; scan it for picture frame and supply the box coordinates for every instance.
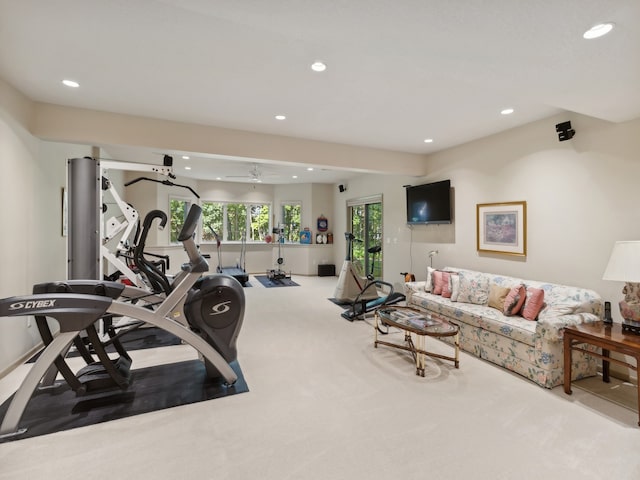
[476,201,526,256]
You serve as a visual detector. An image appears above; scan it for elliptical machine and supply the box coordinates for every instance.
[132,206,245,378]
[0,205,244,438]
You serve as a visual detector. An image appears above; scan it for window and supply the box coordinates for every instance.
[169,197,193,244]
[201,201,223,242]
[282,202,301,243]
[201,200,271,243]
[226,203,247,241]
[249,204,270,242]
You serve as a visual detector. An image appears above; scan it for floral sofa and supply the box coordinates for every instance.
[403,267,603,388]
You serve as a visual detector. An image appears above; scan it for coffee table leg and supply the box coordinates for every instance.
[416,335,425,377]
[453,332,460,368]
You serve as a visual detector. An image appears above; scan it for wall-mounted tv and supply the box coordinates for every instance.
[405,180,452,225]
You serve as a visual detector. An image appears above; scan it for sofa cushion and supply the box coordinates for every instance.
[441,271,452,298]
[488,284,511,310]
[433,270,445,295]
[522,287,545,321]
[504,284,526,316]
[408,291,537,346]
[456,270,490,305]
[450,273,460,302]
[424,267,435,292]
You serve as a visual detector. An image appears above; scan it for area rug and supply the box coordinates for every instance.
[0,360,248,442]
[254,275,299,288]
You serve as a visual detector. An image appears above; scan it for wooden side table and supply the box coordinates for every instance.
[563,322,640,426]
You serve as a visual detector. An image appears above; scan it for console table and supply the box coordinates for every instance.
[563,322,640,426]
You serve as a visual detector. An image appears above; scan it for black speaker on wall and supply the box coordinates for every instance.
[555,121,575,142]
[339,184,346,193]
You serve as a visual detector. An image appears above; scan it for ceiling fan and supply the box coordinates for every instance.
[225,163,268,182]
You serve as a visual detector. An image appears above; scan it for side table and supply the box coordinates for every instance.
[563,322,640,426]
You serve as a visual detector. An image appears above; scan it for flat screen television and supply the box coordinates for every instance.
[405,180,452,225]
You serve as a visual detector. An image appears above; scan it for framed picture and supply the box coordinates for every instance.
[476,201,526,256]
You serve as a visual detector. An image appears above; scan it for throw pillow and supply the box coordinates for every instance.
[503,284,526,316]
[433,270,445,295]
[441,271,452,298]
[456,271,490,305]
[488,284,511,311]
[521,287,545,321]
[450,273,460,302]
[424,266,436,292]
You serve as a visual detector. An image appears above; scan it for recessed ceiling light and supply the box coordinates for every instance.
[185,166,192,170]
[216,177,221,181]
[423,138,433,143]
[311,61,327,72]
[62,79,79,88]
[583,23,614,39]
[182,155,190,160]
[292,175,298,179]
[501,108,514,115]
[275,115,286,120]
[307,167,314,171]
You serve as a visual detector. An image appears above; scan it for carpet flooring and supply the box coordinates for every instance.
[2,276,640,479]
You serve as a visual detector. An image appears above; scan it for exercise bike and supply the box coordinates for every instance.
[339,243,405,321]
[333,233,383,304]
[0,204,244,439]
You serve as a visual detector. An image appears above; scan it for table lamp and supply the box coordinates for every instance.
[428,250,439,268]
[602,240,640,334]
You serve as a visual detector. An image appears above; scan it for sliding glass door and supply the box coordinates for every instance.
[347,195,383,278]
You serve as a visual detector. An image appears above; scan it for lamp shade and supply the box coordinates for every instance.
[602,241,640,282]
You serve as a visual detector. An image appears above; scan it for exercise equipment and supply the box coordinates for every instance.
[0,204,244,439]
[267,225,291,281]
[211,228,249,286]
[340,245,405,321]
[333,233,380,303]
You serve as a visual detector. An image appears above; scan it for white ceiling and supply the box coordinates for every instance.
[1,0,638,183]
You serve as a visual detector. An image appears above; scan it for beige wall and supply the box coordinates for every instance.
[0,79,92,375]
[331,113,640,327]
[32,102,426,176]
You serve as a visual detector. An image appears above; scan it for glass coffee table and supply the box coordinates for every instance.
[375,306,460,376]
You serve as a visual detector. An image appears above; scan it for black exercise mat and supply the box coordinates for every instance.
[27,326,182,363]
[0,360,248,443]
[254,275,299,288]
[328,298,352,307]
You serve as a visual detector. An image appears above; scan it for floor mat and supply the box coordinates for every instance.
[254,275,299,287]
[0,360,248,443]
[328,298,352,307]
[27,326,183,363]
